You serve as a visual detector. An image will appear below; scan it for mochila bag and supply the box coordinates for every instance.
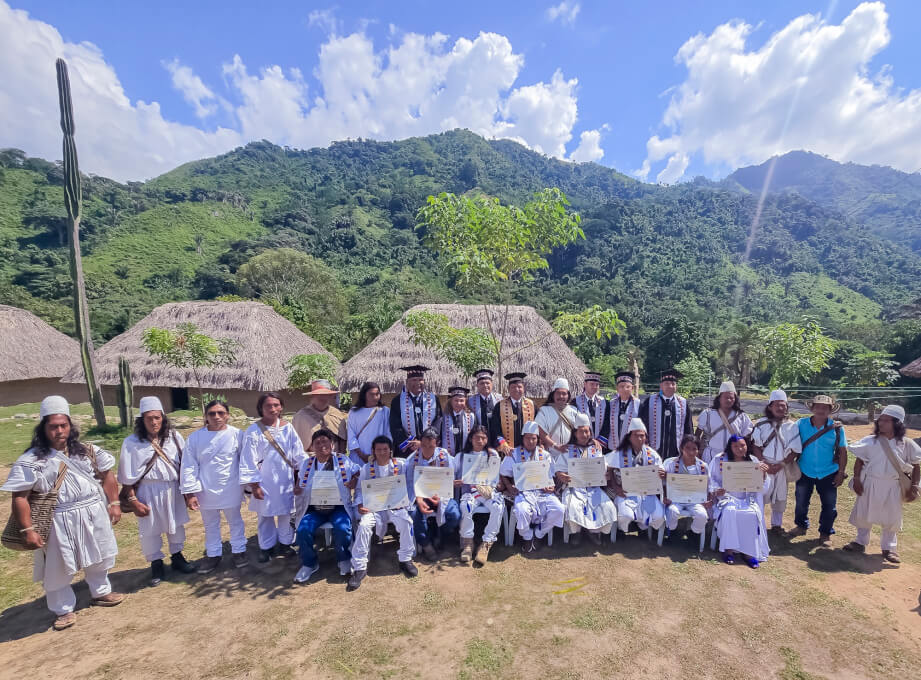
[761,423,802,483]
[793,422,844,484]
[1,462,67,551]
[877,436,916,503]
[119,433,183,515]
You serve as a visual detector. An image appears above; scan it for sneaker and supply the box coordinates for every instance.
[421,543,438,561]
[882,550,901,564]
[787,525,807,537]
[170,552,197,574]
[52,612,76,631]
[399,560,418,578]
[819,533,833,548]
[842,541,866,553]
[460,538,474,563]
[197,555,222,574]
[338,560,351,577]
[232,552,249,569]
[257,549,273,564]
[474,541,493,566]
[294,564,319,583]
[347,569,367,591]
[150,559,165,586]
[277,544,297,559]
[90,592,125,607]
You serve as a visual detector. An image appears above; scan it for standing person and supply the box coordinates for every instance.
[456,425,504,565]
[239,392,306,563]
[572,372,609,443]
[709,435,770,568]
[405,429,461,561]
[499,421,564,552]
[536,378,580,459]
[1,396,123,630]
[789,395,848,547]
[468,369,501,429]
[606,418,667,535]
[843,405,921,564]
[639,368,692,462]
[293,380,348,453]
[293,429,360,583]
[180,399,247,573]
[553,412,617,545]
[489,372,535,454]
[346,382,391,466]
[118,396,195,586]
[600,371,641,452]
[437,386,476,456]
[347,436,418,591]
[389,365,442,456]
[751,390,802,534]
[662,435,711,539]
[696,381,754,463]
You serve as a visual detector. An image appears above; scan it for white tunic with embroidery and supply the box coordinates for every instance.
[708,454,770,561]
[553,444,617,530]
[697,408,754,463]
[118,433,189,538]
[239,422,306,517]
[849,435,921,530]
[346,406,391,465]
[180,426,244,510]
[536,404,579,457]
[751,419,801,503]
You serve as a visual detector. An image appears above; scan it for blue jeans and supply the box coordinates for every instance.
[296,507,353,568]
[412,499,461,546]
[794,472,838,535]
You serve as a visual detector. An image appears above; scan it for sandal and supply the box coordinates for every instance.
[842,542,866,553]
[52,612,76,630]
[882,550,901,564]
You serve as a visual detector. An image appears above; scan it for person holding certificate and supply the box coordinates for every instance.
[662,435,711,538]
[499,421,564,552]
[348,436,418,591]
[709,435,770,567]
[553,412,616,546]
[457,425,504,564]
[605,418,666,535]
[293,429,359,584]
[405,429,461,561]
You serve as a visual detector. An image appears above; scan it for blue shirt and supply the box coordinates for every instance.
[797,417,847,479]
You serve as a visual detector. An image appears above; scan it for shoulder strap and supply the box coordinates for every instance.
[149,438,181,475]
[801,423,836,450]
[354,407,381,439]
[51,462,68,492]
[878,436,911,475]
[257,422,298,472]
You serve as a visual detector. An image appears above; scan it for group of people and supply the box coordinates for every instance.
[4,365,920,631]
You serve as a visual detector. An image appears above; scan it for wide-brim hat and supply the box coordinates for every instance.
[807,394,840,414]
[304,379,339,396]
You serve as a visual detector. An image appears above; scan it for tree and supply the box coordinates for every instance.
[760,319,836,389]
[675,354,714,396]
[141,323,239,413]
[285,354,339,390]
[718,320,764,387]
[403,310,497,377]
[837,350,901,419]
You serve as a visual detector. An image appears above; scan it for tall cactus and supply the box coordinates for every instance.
[56,58,107,426]
[117,356,133,428]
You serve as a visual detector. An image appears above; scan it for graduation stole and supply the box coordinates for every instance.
[470,393,496,422]
[299,453,349,488]
[649,394,686,451]
[566,443,603,459]
[608,397,639,446]
[400,389,437,438]
[441,411,475,455]
[416,448,450,468]
[514,445,549,463]
[621,445,656,468]
[673,457,707,476]
[576,394,606,437]
[499,398,535,443]
[369,457,402,478]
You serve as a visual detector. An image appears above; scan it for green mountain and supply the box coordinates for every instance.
[1,132,919,378]
[726,150,921,252]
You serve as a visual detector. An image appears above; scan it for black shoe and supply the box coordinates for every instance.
[233,552,249,569]
[399,560,418,578]
[150,559,165,586]
[170,552,196,574]
[197,555,222,574]
[257,549,273,563]
[276,544,297,559]
[346,569,367,591]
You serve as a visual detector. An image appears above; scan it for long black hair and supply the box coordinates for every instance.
[256,392,284,417]
[873,419,906,442]
[567,423,594,446]
[616,429,644,454]
[723,434,752,461]
[29,415,88,459]
[462,425,490,452]
[353,382,382,410]
[134,412,173,445]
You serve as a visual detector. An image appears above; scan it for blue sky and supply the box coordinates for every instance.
[3,1,921,182]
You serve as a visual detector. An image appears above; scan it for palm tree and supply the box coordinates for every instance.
[718,320,764,388]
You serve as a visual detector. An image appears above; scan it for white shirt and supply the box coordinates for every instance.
[180,426,244,510]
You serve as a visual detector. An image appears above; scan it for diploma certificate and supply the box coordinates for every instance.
[721,461,764,493]
[461,453,501,486]
[309,470,342,506]
[620,466,663,496]
[665,473,708,504]
[413,466,455,499]
[566,456,608,488]
[361,475,409,512]
[514,460,553,491]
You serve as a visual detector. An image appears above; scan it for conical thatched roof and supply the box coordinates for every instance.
[900,357,921,378]
[61,301,337,390]
[0,305,79,381]
[338,304,588,395]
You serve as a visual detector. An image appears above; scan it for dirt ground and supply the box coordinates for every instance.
[0,423,919,680]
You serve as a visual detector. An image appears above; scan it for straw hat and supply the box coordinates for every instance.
[807,394,840,414]
[304,379,339,396]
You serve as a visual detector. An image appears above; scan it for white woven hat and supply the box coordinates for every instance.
[573,412,591,429]
[522,420,540,436]
[878,404,905,422]
[719,381,736,394]
[139,396,164,415]
[552,378,570,392]
[39,395,70,418]
[769,389,787,403]
[627,417,647,434]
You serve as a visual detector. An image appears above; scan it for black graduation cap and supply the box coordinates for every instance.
[660,368,683,382]
[448,385,470,397]
[504,372,527,384]
[474,369,495,381]
[584,371,602,383]
[615,371,635,385]
[400,365,430,378]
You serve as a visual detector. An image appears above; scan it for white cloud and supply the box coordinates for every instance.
[163,58,218,118]
[570,127,606,162]
[639,1,921,182]
[546,2,581,26]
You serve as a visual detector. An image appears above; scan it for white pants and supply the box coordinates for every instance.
[665,502,708,534]
[45,561,111,615]
[856,526,898,551]
[140,525,186,562]
[459,493,504,543]
[350,509,415,571]
[615,495,665,532]
[767,500,786,529]
[513,491,564,540]
[200,506,247,557]
[256,514,294,550]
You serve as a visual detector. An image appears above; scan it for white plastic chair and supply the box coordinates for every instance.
[504,501,554,548]
[664,511,707,552]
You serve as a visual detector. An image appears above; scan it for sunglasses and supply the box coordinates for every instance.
[206,410,227,417]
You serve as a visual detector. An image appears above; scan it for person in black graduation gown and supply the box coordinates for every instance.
[467,369,501,430]
[488,372,535,454]
[389,365,443,456]
[571,371,609,443]
[600,371,641,452]
[638,368,693,461]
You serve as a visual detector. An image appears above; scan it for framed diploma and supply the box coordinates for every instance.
[514,460,553,491]
[722,462,764,493]
[461,453,501,486]
[361,476,409,512]
[413,466,455,499]
[566,457,608,488]
[620,466,663,496]
[309,470,343,506]
[665,473,708,504]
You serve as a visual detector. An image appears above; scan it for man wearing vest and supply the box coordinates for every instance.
[599,371,640,451]
[489,372,535,455]
[789,395,848,547]
[639,368,692,461]
[572,372,609,443]
[389,365,443,456]
[468,369,501,430]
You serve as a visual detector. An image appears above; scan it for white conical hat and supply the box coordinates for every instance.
[522,420,540,436]
[573,412,591,429]
[719,381,736,394]
[552,378,570,392]
[139,396,164,415]
[879,404,905,422]
[39,395,70,418]
[627,417,647,434]
[769,389,787,403]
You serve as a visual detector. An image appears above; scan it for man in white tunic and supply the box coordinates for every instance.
[536,378,580,460]
[2,396,123,630]
[180,399,247,573]
[843,405,921,564]
[696,381,754,463]
[751,389,802,534]
[346,381,391,465]
[605,418,667,534]
[118,396,194,586]
[239,392,307,563]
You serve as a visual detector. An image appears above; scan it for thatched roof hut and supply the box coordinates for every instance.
[338,304,588,396]
[900,357,921,379]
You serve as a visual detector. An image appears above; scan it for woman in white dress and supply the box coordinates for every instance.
[553,412,617,545]
[118,396,195,586]
[1,396,123,630]
[843,405,921,564]
[709,434,770,568]
[696,381,753,463]
[346,382,391,466]
[606,418,666,535]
